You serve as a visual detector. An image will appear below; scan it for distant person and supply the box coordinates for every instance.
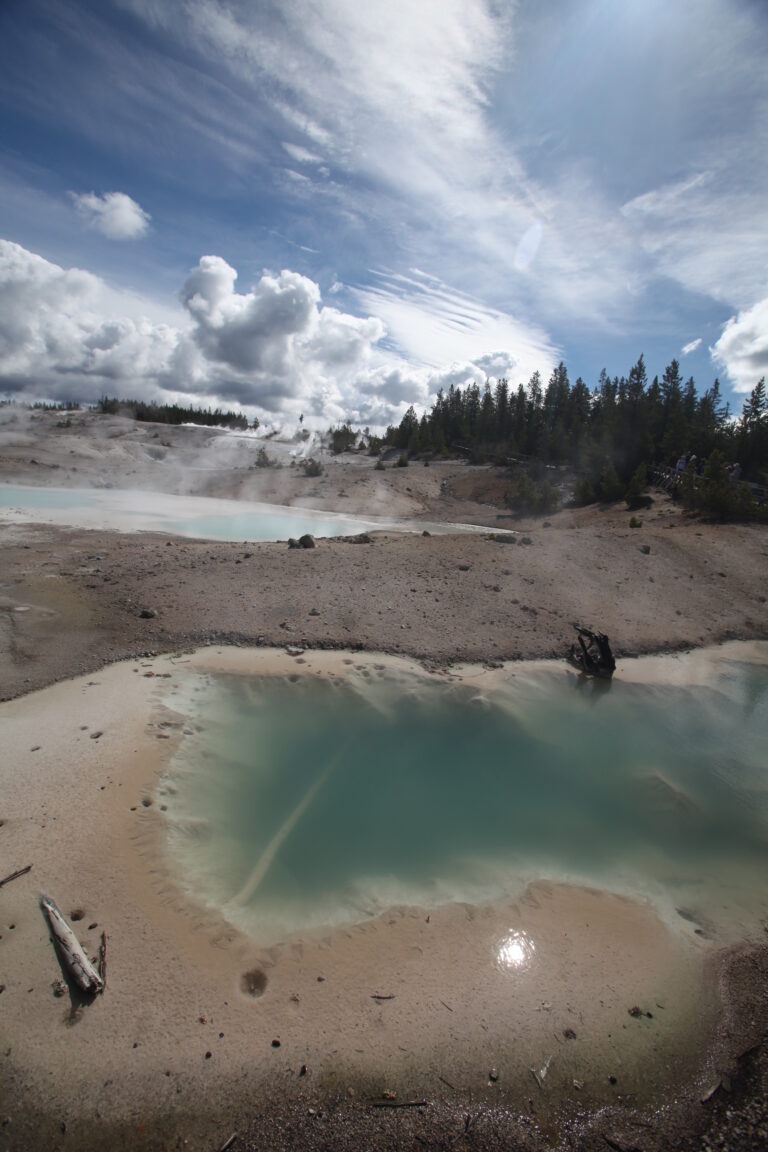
[675,453,687,476]
[729,462,742,482]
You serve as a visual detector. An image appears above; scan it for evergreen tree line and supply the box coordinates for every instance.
[383,357,767,508]
[96,395,254,431]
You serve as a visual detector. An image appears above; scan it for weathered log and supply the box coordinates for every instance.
[41,895,104,995]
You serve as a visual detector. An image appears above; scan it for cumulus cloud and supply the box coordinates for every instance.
[72,191,150,239]
[0,239,549,427]
[710,297,768,392]
[0,239,176,399]
[682,338,702,355]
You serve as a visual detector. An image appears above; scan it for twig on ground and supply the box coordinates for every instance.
[0,865,32,888]
[371,1099,428,1109]
[98,931,107,988]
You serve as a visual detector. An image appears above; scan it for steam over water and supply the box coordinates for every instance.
[0,484,490,540]
[159,647,768,945]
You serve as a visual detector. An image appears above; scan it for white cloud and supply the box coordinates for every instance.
[621,165,768,312]
[72,191,150,239]
[0,239,177,399]
[710,297,768,392]
[1,239,557,427]
[682,337,702,355]
[282,142,323,165]
[354,270,556,384]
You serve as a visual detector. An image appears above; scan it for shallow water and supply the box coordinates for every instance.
[0,483,490,541]
[159,647,768,944]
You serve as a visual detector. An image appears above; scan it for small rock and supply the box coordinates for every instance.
[299,1063,308,1076]
[288,538,300,549]
[309,608,320,616]
[422,530,431,537]
[90,730,103,740]
[489,1067,499,1082]
[563,1028,577,1040]
[638,544,651,555]
[52,979,66,998]
[609,1074,618,1085]
[271,1038,281,1048]
[458,563,470,571]
[299,534,316,549]
[139,608,156,619]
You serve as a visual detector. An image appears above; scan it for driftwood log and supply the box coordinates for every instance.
[41,894,104,995]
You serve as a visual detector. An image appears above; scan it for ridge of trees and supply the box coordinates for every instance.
[95,395,254,430]
[382,358,767,511]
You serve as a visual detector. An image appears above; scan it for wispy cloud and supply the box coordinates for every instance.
[354,269,557,383]
[682,337,702,356]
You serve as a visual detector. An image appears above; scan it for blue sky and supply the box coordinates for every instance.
[1,0,767,427]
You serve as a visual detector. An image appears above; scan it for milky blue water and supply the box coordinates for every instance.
[160,647,768,944]
[0,483,491,541]
[0,483,385,540]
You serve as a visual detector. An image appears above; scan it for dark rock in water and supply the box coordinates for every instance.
[299,534,316,549]
[139,608,156,618]
[288,538,300,549]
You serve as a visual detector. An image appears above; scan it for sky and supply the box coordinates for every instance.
[1,0,767,429]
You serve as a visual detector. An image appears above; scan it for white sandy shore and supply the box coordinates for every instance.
[3,645,748,1143]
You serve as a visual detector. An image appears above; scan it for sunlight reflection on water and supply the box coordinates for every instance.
[496,929,536,973]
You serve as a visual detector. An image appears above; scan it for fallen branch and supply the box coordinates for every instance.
[98,931,108,988]
[0,865,32,889]
[41,894,104,995]
[218,1135,238,1152]
[371,1099,428,1109]
[371,993,395,1001]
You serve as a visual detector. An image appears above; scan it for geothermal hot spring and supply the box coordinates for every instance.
[0,483,489,539]
[157,644,768,948]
